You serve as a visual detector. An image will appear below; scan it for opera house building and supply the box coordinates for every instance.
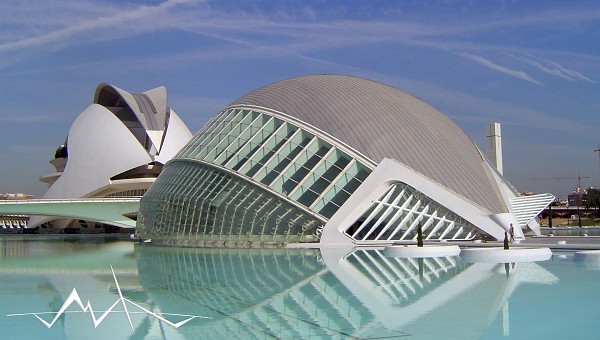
[137,75,553,247]
[32,84,192,228]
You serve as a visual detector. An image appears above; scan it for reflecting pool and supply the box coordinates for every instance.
[1,236,600,339]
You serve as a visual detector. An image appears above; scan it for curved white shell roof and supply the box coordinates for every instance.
[41,84,193,200]
[230,75,507,214]
[43,104,153,199]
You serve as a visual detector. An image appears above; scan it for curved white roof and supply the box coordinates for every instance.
[39,84,192,200]
[230,75,507,214]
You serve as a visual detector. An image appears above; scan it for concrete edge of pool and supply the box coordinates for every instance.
[460,247,552,263]
[382,244,462,258]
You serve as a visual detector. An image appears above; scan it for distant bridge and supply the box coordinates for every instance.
[0,198,141,228]
[540,206,597,219]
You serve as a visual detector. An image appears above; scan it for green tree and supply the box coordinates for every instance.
[586,189,600,215]
[54,144,68,159]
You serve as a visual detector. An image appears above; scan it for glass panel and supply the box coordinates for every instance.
[178,109,237,158]
[277,140,330,196]
[188,109,250,160]
[295,186,321,207]
[292,149,350,204]
[137,160,323,245]
[255,131,311,185]
[317,201,341,219]
[238,122,292,177]
[203,111,263,163]
[213,114,275,167]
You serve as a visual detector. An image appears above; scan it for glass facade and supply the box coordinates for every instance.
[346,183,478,242]
[137,161,323,246]
[177,108,372,219]
[138,107,372,245]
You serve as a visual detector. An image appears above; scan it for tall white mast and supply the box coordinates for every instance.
[487,122,503,174]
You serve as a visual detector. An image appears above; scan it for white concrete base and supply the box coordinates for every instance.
[574,250,600,261]
[383,245,461,258]
[574,250,600,270]
[460,247,552,263]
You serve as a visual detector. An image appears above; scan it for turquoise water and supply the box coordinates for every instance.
[1,236,599,339]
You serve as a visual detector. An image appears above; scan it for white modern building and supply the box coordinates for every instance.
[32,84,193,228]
[136,75,553,246]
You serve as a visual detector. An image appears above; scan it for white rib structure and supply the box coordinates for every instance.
[346,182,478,242]
[510,193,555,227]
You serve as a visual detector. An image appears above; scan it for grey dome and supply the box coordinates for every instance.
[230,75,506,214]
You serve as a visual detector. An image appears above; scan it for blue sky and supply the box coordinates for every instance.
[1,0,599,200]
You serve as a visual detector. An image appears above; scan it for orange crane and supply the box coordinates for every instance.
[595,145,600,175]
[532,173,591,206]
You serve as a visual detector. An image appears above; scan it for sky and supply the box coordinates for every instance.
[0,0,599,201]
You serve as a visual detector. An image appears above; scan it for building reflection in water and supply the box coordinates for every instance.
[1,237,30,258]
[134,245,559,339]
[0,238,559,339]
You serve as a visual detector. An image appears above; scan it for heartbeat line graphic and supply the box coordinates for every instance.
[6,265,210,333]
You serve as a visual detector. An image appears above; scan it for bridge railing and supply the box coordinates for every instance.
[0,197,142,205]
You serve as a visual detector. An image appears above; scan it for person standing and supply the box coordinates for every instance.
[509,223,515,243]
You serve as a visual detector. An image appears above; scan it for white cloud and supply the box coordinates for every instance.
[0,0,197,53]
[459,53,542,85]
[517,55,597,83]
[2,0,598,81]
[521,58,576,82]
[549,61,596,84]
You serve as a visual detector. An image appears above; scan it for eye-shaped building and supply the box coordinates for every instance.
[137,75,553,247]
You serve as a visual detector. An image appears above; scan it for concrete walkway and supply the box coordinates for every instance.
[448,236,600,251]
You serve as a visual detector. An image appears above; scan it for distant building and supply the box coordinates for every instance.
[0,193,33,230]
[30,84,193,228]
[0,193,34,200]
[567,188,594,207]
[136,75,554,247]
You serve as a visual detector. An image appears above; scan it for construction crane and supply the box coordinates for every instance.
[532,173,591,227]
[532,173,591,205]
[595,146,600,175]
